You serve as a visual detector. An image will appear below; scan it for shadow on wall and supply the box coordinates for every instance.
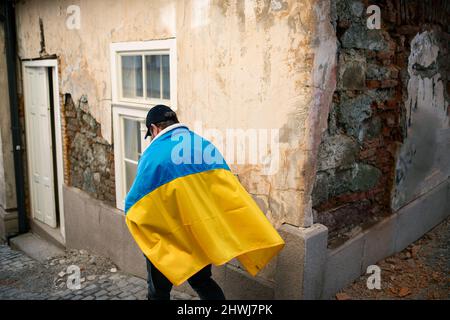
[392,30,450,210]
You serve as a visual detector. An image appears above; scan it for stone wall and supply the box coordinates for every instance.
[63,94,115,205]
[312,0,450,247]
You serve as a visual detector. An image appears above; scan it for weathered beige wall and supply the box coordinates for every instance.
[15,0,336,227]
[0,22,17,211]
[177,0,336,228]
[16,0,177,143]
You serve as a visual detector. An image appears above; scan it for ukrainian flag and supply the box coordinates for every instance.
[125,124,285,286]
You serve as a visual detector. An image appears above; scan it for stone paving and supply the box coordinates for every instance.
[0,244,196,300]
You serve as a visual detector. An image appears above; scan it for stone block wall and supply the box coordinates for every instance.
[312,0,450,247]
[63,94,115,205]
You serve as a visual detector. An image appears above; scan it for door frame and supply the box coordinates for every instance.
[22,59,65,241]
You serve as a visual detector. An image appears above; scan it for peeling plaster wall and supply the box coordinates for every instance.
[178,0,337,228]
[64,94,116,204]
[15,0,337,229]
[392,30,450,210]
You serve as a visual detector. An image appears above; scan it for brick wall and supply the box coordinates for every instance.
[62,94,116,205]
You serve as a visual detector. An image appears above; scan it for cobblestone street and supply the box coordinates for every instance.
[0,244,196,300]
[1,217,449,300]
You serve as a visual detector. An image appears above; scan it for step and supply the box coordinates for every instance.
[30,218,66,250]
[9,232,65,263]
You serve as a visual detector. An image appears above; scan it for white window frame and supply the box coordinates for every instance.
[112,106,150,210]
[110,39,176,210]
[110,39,177,110]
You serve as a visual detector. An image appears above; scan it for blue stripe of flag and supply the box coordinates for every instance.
[124,127,230,214]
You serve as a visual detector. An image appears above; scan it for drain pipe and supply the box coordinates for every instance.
[3,0,28,235]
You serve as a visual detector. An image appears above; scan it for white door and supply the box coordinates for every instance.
[23,66,57,228]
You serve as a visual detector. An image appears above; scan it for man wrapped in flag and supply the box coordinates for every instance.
[125,105,285,300]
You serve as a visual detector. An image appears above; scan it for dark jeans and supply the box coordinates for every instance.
[145,257,226,300]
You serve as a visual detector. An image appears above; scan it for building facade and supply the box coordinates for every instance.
[0,0,449,299]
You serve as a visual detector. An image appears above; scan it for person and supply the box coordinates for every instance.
[124,105,285,300]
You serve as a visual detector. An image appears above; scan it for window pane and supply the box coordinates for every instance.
[145,55,161,99]
[162,55,170,100]
[121,55,143,98]
[123,118,141,161]
[125,161,137,194]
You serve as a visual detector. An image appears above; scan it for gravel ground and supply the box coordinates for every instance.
[337,216,450,300]
[0,245,197,300]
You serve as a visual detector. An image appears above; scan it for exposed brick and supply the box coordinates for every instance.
[62,94,115,205]
[386,99,399,109]
[377,50,395,62]
[366,80,381,89]
[313,0,418,245]
[359,148,377,160]
[381,79,399,88]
